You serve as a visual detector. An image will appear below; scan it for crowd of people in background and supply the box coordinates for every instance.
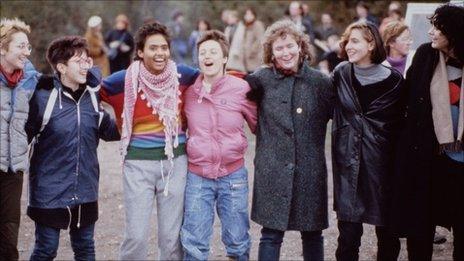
[76,0,411,77]
[0,1,463,261]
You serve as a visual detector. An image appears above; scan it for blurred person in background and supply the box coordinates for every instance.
[390,4,464,260]
[246,19,334,261]
[354,1,380,27]
[286,1,315,42]
[221,9,231,31]
[379,1,404,35]
[227,7,265,74]
[188,19,211,67]
[0,17,37,261]
[381,21,412,75]
[224,10,240,45]
[315,13,339,43]
[85,15,110,77]
[168,10,189,64]
[318,33,343,75]
[105,14,134,74]
[314,13,340,61]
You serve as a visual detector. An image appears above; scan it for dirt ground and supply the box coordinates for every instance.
[17,129,454,260]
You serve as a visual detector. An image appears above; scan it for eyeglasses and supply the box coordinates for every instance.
[16,43,32,52]
[75,57,93,68]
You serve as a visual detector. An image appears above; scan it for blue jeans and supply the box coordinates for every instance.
[258,227,323,261]
[181,167,251,261]
[30,223,95,261]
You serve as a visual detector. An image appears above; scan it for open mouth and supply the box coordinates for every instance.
[204,61,214,67]
[153,58,166,65]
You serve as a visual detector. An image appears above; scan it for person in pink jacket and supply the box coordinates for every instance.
[180,30,257,261]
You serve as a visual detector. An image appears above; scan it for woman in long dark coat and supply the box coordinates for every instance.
[246,19,334,261]
[390,4,464,260]
[331,21,404,260]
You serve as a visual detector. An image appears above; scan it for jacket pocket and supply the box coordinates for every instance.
[332,124,353,167]
[221,133,247,164]
[10,113,29,159]
[186,136,214,165]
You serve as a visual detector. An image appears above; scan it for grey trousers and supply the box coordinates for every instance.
[119,155,187,260]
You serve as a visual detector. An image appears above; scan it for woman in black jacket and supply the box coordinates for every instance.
[390,4,464,260]
[331,21,404,260]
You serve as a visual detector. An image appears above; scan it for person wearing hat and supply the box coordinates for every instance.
[85,15,110,77]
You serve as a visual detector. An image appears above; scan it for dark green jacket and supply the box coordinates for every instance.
[246,62,334,231]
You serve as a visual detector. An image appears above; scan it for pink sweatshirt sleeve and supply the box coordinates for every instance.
[241,82,258,134]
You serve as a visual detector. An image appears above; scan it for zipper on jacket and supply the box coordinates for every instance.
[62,88,87,201]
[74,90,87,201]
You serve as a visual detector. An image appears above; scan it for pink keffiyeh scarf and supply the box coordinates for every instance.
[121,60,181,194]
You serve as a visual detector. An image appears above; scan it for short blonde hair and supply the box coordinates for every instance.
[382,21,409,55]
[262,19,312,66]
[0,18,30,50]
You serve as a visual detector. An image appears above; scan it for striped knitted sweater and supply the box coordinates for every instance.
[100,65,199,160]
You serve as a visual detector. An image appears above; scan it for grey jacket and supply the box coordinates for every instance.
[0,61,39,173]
[246,62,334,231]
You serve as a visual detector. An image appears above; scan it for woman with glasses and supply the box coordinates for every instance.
[25,35,120,260]
[0,17,37,261]
[331,21,404,260]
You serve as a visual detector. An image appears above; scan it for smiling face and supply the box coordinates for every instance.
[58,51,93,86]
[198,40,227,79]
[0,32,31,72]
[138,34,170,75]
[390,29,412,57]
[345,28,374,66]
[272,34,300,71]
[428,25,449,52]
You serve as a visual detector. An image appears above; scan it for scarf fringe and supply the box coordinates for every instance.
[438,140,463,153]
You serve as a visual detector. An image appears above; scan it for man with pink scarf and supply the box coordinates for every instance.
[99,22,199,260]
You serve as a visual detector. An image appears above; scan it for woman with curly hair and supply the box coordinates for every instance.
[390,4,464,260]
[246,19,334,261]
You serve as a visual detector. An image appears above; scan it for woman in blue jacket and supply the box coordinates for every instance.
[25,36,120,261]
